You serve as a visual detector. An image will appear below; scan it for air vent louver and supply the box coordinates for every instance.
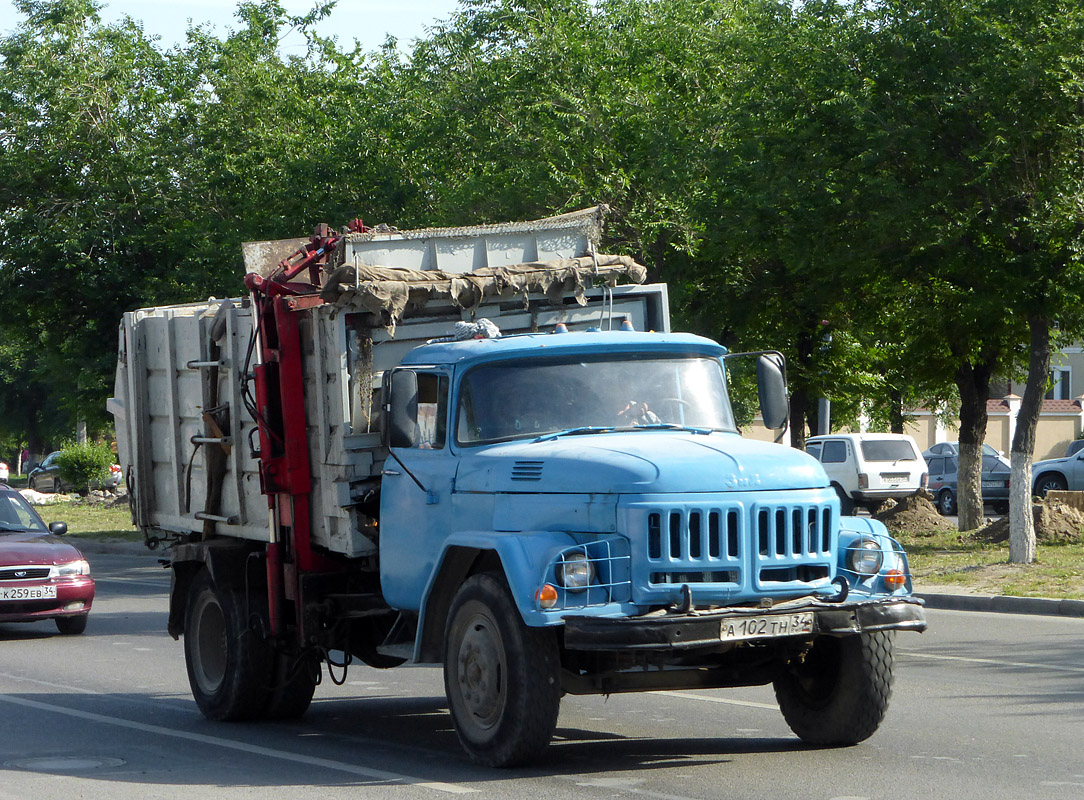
[511,461,544,481]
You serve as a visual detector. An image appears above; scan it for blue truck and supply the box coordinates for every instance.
[109,207,926,767]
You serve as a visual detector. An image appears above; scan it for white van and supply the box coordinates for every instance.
[805,433,928,514]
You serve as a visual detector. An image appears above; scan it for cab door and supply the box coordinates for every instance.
[378,369,458,611]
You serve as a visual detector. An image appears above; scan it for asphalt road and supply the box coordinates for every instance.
[1,551,1082,800]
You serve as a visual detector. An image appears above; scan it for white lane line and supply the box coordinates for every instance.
[0,693,476,794]
[652,691,777,710]
[900,651,1084,675]
[93,577,170,588]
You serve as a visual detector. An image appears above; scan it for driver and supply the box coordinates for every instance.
[617,400,661,427]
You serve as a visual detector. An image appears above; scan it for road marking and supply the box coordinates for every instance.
[652,691,777,710]
[900,651,1084,675]
[94,576,170,588]
[566,776,703,800]
[0,693,476,794]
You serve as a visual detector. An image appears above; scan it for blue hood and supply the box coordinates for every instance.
[454,431,827,494]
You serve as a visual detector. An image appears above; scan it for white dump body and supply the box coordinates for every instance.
[109,209,669,557]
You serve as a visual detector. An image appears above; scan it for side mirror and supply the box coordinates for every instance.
[49,521,67,536]
[756,353,789,430]
[386,369,419,448]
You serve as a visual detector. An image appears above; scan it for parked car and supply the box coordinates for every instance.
[805,433,928,514]
[0,461,8,483]
[27,451,122,494]
[0,483,94,634]
[1032,448,1084,496]
[924,453,1011,515]
[922,441,1007,464]
[1065,439,1084,458]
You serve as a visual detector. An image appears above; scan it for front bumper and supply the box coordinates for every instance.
[563,595,926,651]
[853,488,922,502]
[0,578,95,624]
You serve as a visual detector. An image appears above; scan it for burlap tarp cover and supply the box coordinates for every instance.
[320,254,648,335]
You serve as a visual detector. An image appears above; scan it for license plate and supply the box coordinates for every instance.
[881,473,909,482]
[0,585,57,601]
[981,481,1005,489]
[720,612,814,642]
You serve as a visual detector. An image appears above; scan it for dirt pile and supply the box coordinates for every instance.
[974,498,1084,544]
[873,491,956,536]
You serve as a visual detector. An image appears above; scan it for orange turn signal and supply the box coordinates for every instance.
[536,584,559,609]
[884,569,907,590]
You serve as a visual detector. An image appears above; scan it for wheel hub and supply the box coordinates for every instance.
[456,618,504,729]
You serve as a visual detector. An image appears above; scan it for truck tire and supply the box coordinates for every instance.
[184,570,273,721]
[263,651,319,720]
[773,631,894,746]
[443,573,561,767]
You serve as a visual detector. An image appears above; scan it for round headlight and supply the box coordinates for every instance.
[847,538,883,576]
[557,551,594,592]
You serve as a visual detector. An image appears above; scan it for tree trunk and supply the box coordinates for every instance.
[955,358,994,532]
[889,388,904,434]
[790,385,809,451]
[1009,316,1050,564]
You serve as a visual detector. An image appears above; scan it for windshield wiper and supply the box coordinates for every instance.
[628,423,714,435]
[535,426,617,442]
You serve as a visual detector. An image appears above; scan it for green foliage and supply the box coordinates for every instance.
[0,0,1082,458]
[54,441,114,493]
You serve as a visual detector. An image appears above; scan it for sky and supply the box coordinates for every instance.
[0,0,464,53]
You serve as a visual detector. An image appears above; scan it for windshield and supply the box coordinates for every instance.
[456,354,735,445]
[860,440,918,462]
[0,492,48,533]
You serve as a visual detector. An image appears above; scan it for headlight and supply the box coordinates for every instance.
[846,539,883,576]
[556,551,594,592]
[51,559,90,578]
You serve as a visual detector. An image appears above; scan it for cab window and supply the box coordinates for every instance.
[415,373,448,449]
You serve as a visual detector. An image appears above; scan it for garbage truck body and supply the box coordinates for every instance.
[108,207,926,766]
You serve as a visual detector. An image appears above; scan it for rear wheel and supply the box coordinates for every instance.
[55,615,88,635]
[183,570,273,721]
[444,573,561,767]
[833,485,855,516]
[774,631,895,745]
[263,650,319,720]
[937,489,957,516]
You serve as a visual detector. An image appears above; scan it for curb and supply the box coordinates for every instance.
[916,592,1084,619]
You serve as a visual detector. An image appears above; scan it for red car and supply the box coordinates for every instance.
[0,485,94,634]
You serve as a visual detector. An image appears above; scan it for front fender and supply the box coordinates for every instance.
[412,531,580,664]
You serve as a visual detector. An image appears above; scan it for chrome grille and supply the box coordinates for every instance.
[0,566,50,581]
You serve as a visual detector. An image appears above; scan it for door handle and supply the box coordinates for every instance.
[383,469,401,476]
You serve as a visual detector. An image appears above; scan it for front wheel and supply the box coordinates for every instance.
[1034,474,1067,497]
[183,570,273,721]
[444,573,561,767]
[937,489,957,516]
[55,614,88,635]
[774,631,895,746]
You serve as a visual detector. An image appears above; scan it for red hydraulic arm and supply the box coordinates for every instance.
[243,220,367,637]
